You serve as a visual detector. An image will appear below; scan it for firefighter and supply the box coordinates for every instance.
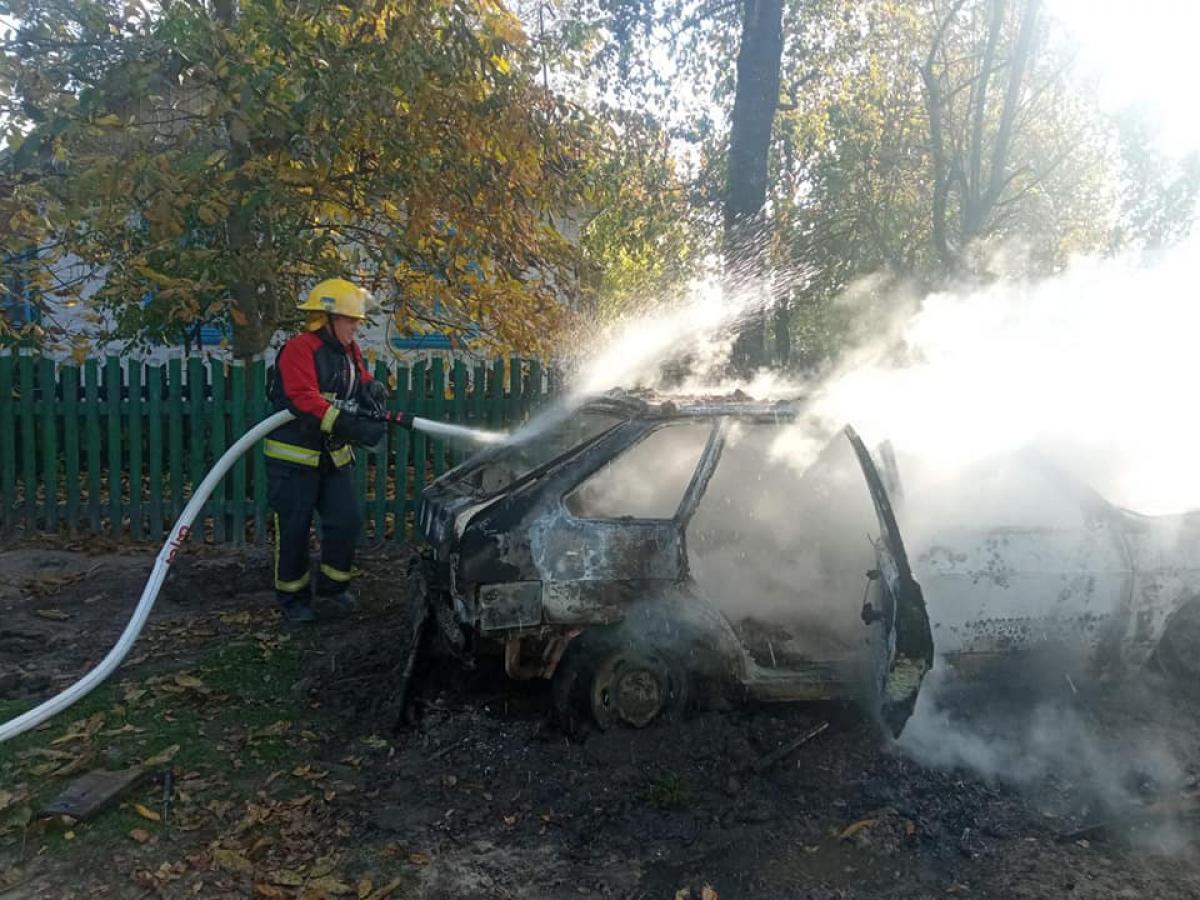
[266,278,389,623]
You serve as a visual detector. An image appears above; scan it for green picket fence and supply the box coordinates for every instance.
[0,351,555,544]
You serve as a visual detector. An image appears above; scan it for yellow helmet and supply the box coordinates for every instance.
[298,278,374,320]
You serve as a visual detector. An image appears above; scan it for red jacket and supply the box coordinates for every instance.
[266,329,374,468]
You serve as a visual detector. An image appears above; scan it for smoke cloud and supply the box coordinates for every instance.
[551,235,1200,844]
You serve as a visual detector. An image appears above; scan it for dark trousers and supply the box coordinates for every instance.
[268,459,362,598]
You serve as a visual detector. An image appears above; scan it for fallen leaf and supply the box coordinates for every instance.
[357,878,374,898]
[64,830,75,840]
[34,609,71,621]
[0,791,12,811]
[838,818,878,840]
[268,869,305,887]
[212,847,254,875]
[53,751,97,777]
[252,721,291,739]
[307,877,353,896]
[220,611,252,626]
[701,886,719,900]
[406,852,431,866]
[19,748,75,762]
[173,674,206,690]
[129,828,152,843]
[309,857,336,878]
[365,879,404,900]
[145,744,181,766]
[133,803,162,822]
[255,885,286,898]
[51,712,107,745]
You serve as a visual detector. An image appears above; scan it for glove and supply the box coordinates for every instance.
[363,379,389,414]
[331,408,386,448]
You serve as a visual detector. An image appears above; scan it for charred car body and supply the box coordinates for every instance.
[902,454,1200,685]
[415,391,935,736]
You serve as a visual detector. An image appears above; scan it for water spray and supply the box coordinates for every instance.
[0,407,505,743]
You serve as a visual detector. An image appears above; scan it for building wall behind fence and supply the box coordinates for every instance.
[0,351,556,544]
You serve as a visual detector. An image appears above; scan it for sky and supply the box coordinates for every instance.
[1048,0,1200,156]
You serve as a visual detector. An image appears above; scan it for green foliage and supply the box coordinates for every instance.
[2,0,596,356]
[578,108,715,317]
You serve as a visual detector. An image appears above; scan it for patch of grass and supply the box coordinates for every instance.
[646,773,691,810]
[0,634,329,863]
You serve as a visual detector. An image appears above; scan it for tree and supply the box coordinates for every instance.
[1,0,595,357]
[576,107,712,317]
[1112,106,1200,253]
[725,0,785,371]
[552,0,795,371]
[917,0,1116,273]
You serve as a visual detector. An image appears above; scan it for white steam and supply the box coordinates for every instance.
[559,234,1200,842]
[801,240,1200,515]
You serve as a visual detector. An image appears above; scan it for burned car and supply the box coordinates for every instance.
[414,390,935,736]
[900,453,1200,686]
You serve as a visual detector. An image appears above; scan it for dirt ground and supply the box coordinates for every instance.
[4,540,1200,899]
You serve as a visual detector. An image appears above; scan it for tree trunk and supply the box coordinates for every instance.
[725,0,784,374]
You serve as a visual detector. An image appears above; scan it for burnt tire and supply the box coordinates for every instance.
[552,627,689,737]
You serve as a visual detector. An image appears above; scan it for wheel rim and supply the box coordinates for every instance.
[590,650,669,729]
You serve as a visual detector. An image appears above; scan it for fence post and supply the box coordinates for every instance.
[210,359,227,543]
[63,362,80,536]
[147,363,164,541]
[472,362,485,430]
[0,353,12,534]
[40,356,58,532]
[507,355,521,430]
[250,357,267,545]
[230,360,246,544]
[430,356,445,480]
[450,359,467,469]
[127,360,143,540]
[528,359,543,413]
[372,359,389,542]
[19,351,35,533]
[167,356,183,526]
[411,360,427,511]
[391,363,410,542]
[188,356,206,538]
[488,358,504,430]
[85,359,102,533]
[105,356,122,538]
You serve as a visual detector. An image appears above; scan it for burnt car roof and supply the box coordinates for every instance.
[579,388,804,422]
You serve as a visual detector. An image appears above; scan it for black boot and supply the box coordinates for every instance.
[278,591,316,624]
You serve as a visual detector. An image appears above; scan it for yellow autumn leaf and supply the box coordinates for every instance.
[133,803,161,822]
[268,869,305,886]
[144,744,181,766]
[212,847,254,874]
[306,876,353,896]
[94,114,122,126]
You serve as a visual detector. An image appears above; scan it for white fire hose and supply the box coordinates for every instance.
[0,407,502,743]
